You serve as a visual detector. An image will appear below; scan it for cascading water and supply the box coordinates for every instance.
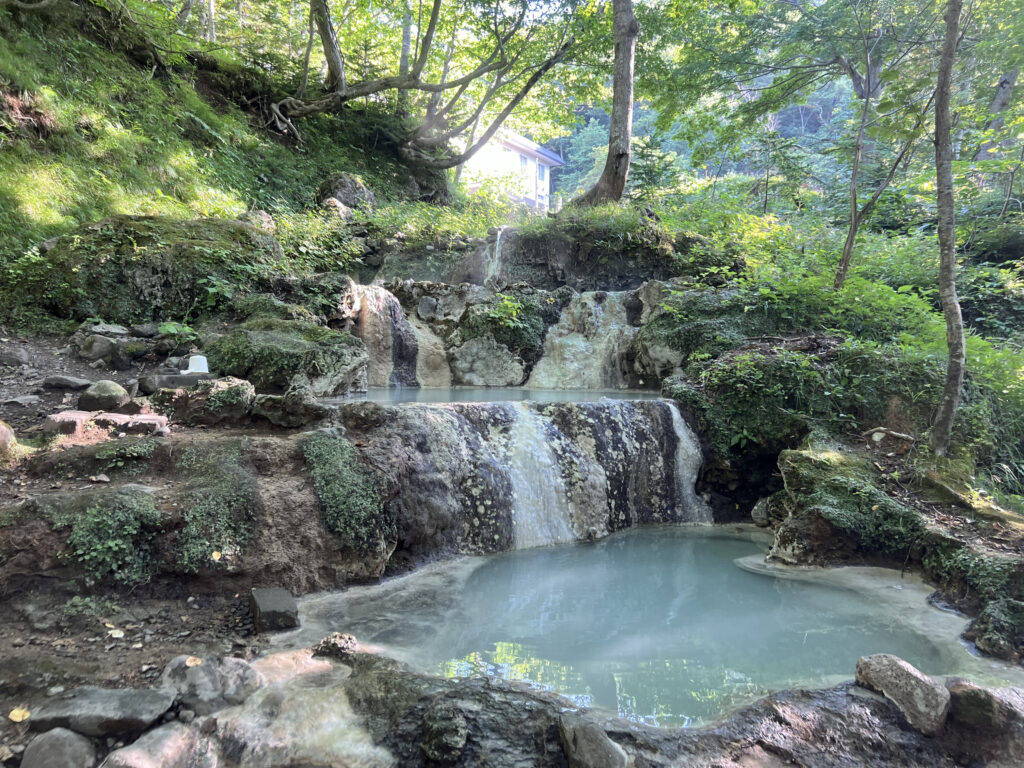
[483,226,505,281]
[505,402,576,548]
[527,291,638,389]
[668,403,713,523]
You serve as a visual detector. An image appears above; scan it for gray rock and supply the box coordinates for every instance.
[22,727,96,768]
[129,323,160,338]
[99,723,198,768]
[138,373,213,395]
[750,497,770,527]
[252,387,331,428]
[3,395,40,406]
[31,686,175,737]
[417,296,438,322]
[559,714,628,768]
[0,420,15,456]
[449,335,525,387]
[78,381,131,412]
[856,654,950,735]
[79,322,130,337]
[160,655,265,715]
[317,172,377,210]
[44,375,94,390]
[0,346,30,366]
[250,588,299,633]
[77,335,116,362]
[421,701,468,762]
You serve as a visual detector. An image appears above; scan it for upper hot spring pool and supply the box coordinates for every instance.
[279,528,1023,727]
[322,387,664,405]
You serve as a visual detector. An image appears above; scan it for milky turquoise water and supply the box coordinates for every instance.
[323,386,663,404]
[284,528,1020,727]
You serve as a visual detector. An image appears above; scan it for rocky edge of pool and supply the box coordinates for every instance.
[3,257,1024,766]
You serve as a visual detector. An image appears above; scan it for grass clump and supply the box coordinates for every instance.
[53,487,164,586]
[302,431,391,555]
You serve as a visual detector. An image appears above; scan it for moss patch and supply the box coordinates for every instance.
[205,317,367,394]
[174,439,259,573]
[460,292,550,365]
[302,431,392,556]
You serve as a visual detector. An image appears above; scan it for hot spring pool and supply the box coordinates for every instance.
[322,387,664,405]
[279,528,1023,727]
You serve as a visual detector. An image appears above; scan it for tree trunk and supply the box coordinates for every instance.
[312,0,345,93]
[206,0,216,42]
[396,0,413,114]
[175,0,194,28]
[296,3,315,97]
[972,69,1018,160]
[571,0,639,206]
[833,81,870,289]
[930,0,966,456]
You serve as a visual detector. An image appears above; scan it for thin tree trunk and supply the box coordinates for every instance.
[206,0,216,42]
[175,0,194,29]
[396,0,413,114]
[972,69,1018,160]
[312,0,345,93]
[930,0,966,456]
[571,0,639,206]
[296,3,315,97]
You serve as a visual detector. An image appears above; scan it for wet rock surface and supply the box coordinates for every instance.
[160,655,265,715]
[21,727,96,768]
[855,654,951,735]
[30,686,175,737]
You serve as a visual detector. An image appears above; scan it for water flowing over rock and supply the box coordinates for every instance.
[506,402,576,548]
[527,291,639,389]
[340,398,711,558]
[338,282,419,388]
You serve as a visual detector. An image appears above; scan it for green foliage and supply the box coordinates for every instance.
[302,431,391,555]
[175,440,258,573]
[53,488,164,586]
[94,439,158,475]
[61,596,120,620]
[461,292,548,363]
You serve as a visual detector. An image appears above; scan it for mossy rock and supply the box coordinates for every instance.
[25,437,158,479]
[459,293,549,365]
[14,215,285,324]
[768,442,925,565]
[965,598,1024,661]
[233,293,317,323]
[205,318,368,396]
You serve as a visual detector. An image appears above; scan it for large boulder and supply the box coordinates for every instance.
[317,172,377,211]
[20,215,284,324]
[206,318,368,396]
[21,727,96,768]
[31,686,175,737]
[855,654,950,735]
[77,381,130,412]
[160,655,265,715]
[448,335,525,387]
[153,377,256,426]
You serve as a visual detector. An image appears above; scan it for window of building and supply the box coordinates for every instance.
[519,154,528,172]
[538,164,547,181]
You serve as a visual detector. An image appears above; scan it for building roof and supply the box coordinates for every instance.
[499,132,564,167]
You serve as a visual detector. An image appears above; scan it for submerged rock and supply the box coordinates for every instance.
[856,654,950,735]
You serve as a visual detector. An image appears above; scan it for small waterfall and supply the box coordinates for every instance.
[484,227,505,281]
[506,402,575,549]
[667,403,713,523]
[340,282,420,388]
[527,292,637,389]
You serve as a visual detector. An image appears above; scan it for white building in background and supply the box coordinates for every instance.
[462,131,564,212]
